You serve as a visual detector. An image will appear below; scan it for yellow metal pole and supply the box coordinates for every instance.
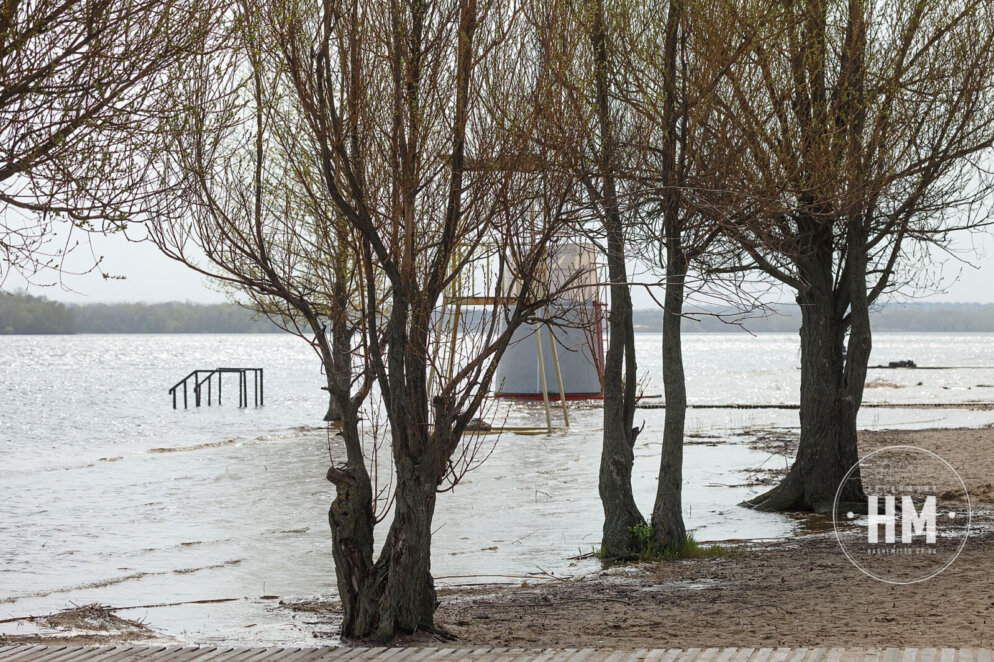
[534,322,553,432]
[544,307,570,427]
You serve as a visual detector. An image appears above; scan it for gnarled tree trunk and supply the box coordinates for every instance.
[350,452,438,640]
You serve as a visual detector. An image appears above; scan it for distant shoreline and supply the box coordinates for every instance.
[3,291,994,334]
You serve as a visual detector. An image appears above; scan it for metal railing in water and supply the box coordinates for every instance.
[168,368,263,409]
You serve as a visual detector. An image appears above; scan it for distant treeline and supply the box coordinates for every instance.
[3,291,994,334]
[0,292,278,334]
[634,302,994,333]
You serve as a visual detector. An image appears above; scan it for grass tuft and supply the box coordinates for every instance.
[597,523,741,564]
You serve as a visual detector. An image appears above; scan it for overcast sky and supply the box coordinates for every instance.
[8,224,994,308]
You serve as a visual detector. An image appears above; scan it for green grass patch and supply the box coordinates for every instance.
[597,523,741,564]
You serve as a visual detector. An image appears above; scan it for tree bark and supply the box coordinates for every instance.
[742,228,867,513]
[326,405,375,636]
[591,0,645,560]
[651,240,688,546]
[349,453,438,640]
[323,320,351,422]
[323,302,375,637]
[649,0,687,549]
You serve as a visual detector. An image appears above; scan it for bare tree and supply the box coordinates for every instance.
[269,0,581,639]
[718,0,994,512]
[0,0,220,287]
[615,0,748,549]
[523,0,646,560]
[532,0,745,557]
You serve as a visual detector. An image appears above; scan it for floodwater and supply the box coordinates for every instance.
[2,332,994,645]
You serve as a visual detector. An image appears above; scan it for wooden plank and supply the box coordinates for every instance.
[600,650,635,662]
[13,646,76,662]
[198,646,270,662]
[340,647,388,661]
[132,646,208,662]
[490,648,531,662]
[420,650,458,661]
[617,649,651,662]
[77,647,152,662]
[5,648,989,662]
[0,647,42,662]
[168,647,245,662]
[176,647,250,662]
[46,646,127,662]
[676,648,703,662]
[38,646,110,662]
[526,649,566,662]
[392,648,443,662]
[90,646,169,662]
[35,647,113,662]
[264,648,335,662]
[0,645,60,662]
[648,649,685,662]
[238,647,297,662]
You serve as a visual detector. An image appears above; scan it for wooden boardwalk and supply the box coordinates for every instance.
[0,647,991,662]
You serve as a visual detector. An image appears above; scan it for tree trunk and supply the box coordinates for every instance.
[651,243,688,547]
[322,293,377,634]
[348,452,438,640]
[326,408,374,637]
[324,396,341,422]
[589,0,645,560]
[599,240,645,558]
[742,285,866,513]
[323,323,351,422]
[650,0,687,549]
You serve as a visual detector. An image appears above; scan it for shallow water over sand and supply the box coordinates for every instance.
[2,332,994,645]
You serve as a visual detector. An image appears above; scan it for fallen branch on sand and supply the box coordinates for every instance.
[0,597,242,625]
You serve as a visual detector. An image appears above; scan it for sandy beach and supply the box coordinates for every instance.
[420,427,994,649]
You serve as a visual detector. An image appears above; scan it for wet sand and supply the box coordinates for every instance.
[422,426,994,649]
[427,533,994,649]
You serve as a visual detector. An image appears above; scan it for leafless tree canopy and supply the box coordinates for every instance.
[0,0,220,286]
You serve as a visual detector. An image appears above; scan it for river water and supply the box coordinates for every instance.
[2,332,994,645]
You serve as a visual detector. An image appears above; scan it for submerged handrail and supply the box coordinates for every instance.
[168,368,263,409]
